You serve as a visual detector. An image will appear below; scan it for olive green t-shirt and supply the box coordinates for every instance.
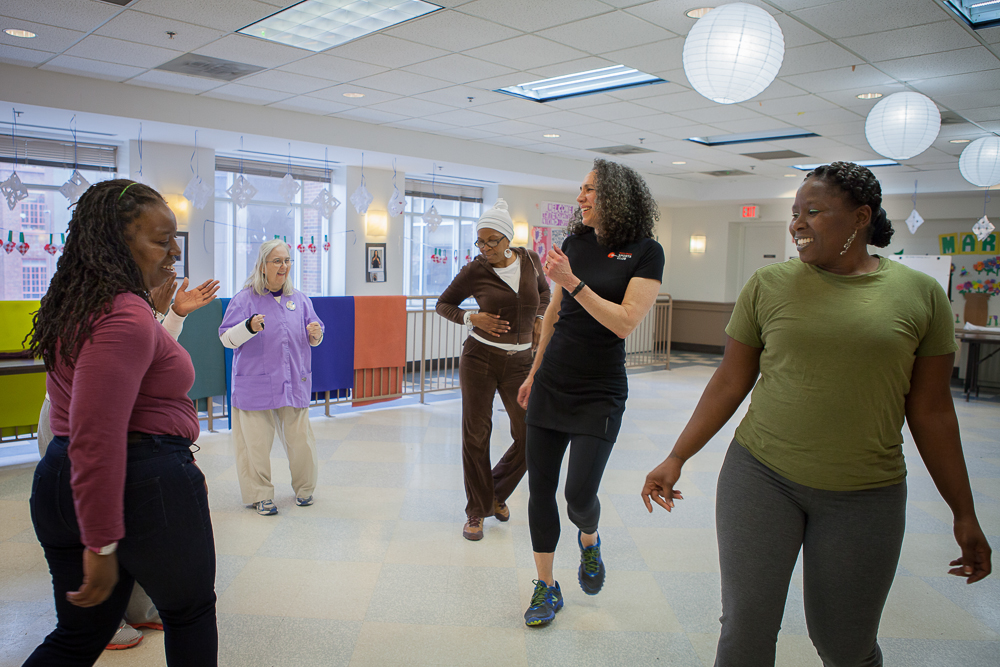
[725,257,957,491]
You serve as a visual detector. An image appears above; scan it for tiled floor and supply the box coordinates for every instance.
[1,353,999,666]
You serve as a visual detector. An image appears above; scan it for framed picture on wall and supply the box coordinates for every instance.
[173,231,189,280]
[366,242,386,283]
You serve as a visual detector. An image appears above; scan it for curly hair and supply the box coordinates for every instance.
[807,161,894,248]
[27,179,166,370]
[567,159,659,251]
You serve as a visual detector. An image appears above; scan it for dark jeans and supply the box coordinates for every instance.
[459,337,532,518]
[25,434,218,667]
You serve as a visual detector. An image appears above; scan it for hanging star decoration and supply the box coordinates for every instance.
[905,209,924,234]
[388,186,405,217]
[350,182,373,214]
[227,174,258,209]
[423,204,443,232]
[973,215,994,242]
[183,174,213,210]
[58,170,91,205]
[1,172,29,211]
[278,173,301,205]
[311,188,341,220]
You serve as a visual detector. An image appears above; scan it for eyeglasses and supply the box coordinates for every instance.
[268,258,294,267]
[474,237,505,249]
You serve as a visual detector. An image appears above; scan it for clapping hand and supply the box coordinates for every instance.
[544,246,577,291]
[150,277,177,315]
[307,321,323,345]
[172,278,221,316]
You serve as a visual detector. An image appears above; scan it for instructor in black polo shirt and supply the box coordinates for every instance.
[517,159,665,628]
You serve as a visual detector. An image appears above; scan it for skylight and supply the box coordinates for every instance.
[495,65,666,103]
[943,0,1000,29]
[789,159,899,171]
[686,129,819,146]
[238,0,443,52]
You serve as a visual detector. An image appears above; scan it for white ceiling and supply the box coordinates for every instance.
[1,0,999,200]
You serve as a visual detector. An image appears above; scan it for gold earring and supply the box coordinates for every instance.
[840,230,858,256]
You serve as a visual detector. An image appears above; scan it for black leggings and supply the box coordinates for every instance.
[526,424,615,553]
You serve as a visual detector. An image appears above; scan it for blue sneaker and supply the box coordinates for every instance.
[578,531,605,595]
[296,495,314,507]
[253,499,278,516]
[524,579,562,627]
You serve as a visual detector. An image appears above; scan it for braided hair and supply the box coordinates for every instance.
[807,161,894,247]
[567,159,659,251]
[28,179,166,370]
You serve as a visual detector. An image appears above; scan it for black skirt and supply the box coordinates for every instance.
[524,357,627,441]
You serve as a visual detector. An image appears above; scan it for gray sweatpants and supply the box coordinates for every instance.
[715,442,906,667]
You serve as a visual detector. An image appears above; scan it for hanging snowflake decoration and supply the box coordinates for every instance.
[227,174,257,209]
[310,188,341,220]
[16,232,29,255]
[3,231,15,253]
[973,215,994,242]
[183,174,213,210]
[1,172,29,211]
[388,186,406,217]
[58,170,91,205]
[350,182,373,214]
[905,209,924,235]
[278,173,301,205]
[422,205,442,232]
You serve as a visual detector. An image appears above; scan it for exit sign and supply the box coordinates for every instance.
[741,205,760,219]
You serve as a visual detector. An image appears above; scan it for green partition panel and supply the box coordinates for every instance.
[0,300,40,350]
[0,300,44,436]
[176,300,226,409]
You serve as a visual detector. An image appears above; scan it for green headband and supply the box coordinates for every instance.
[117,183,137,201]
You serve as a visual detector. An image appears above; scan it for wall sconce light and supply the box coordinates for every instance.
[513,220,529,246]
[689,235,707,254]
[163,194,189,222]
[366,210,388,237]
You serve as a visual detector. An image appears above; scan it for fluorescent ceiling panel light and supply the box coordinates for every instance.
[3,28,36,38]
[239,0,443,52]
[495,65,666,103]
[943,0,1000,28]
[686,128,819,146]
[790,159,899,171]
[950,138,972,143]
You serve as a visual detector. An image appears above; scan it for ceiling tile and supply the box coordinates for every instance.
[620,2,695,36]
[327,34,449,69]
[403,53,517,84]
[441,126,500,140]
[239,70,333,94]
[356,69,451,96]
[673,104,765,124]
[601,37,684,77]
[385,117,459,134]
[933,90,1000,112]
[963,106,1000,123]
[131,0,277,33]
[201,83,293,105]
[0,44,56,67]
[480,135,542,148]
[574,101,661,121]
[616,112,700,132]
[268,96,353,115]
[772,13,826,48]
[778,42,863,77]
[65,35,182,68]
[537,12,673,55]
[277,54,388,82]
[633,90,720,113]
[780,63,896,93]
[40,55,146,81]
[97,10,226,53]
[771,107,864,127]
[526,109,598,129]
[876,47,1000,82]
[603,80,687,100]
[980,26,1000,45]
[421,108,502,127]
[839,21,979,62]
[469,98,555,119]
[463,35,588,71]
[0,20,84,53]
[0,0,118,32]
[307,85,400,106]
[471,118,548,136]
[571,119,643,139]
[457,0,610,33]
[739,94,839,116]
[791,0,947,39]
[410,84,507,107]
[525,56,619,80]
[908,69,1000,98]
[128,69,226,94]
[193,34,307,69]
[706,117,799,134]
[332,107,411,125]
[368,97,455,118]
[384,10,523,51]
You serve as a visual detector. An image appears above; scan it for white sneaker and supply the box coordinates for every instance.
[106,621,143,650]
[253,499,278,515]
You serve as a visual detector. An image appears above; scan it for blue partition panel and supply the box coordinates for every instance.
[310,296,355,400]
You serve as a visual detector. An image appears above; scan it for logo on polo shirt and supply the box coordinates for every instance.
[608,252,632,261]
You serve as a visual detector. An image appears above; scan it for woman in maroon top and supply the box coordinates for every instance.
[25,180,218,666]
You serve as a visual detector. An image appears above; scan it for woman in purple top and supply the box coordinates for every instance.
[219,239,324,516]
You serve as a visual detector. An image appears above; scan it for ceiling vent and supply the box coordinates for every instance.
[741,150,808,160]
[155,54,266,82]
[95,0,133,5]
[940,111,968,125]
[702,169,754,177]
[589,145,654,156]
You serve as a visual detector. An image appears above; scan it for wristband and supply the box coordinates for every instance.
[245,315,262,333]
[569,280,586,298]
[88,542,118,556]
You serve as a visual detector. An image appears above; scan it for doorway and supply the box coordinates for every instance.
[740,223,786,288]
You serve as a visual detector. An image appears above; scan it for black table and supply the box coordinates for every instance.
[0,358,45,376]
[955,330,1000,402]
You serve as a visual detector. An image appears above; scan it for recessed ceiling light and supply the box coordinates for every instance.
[672,161,686,164]
[496,65,667,103]
[784,173,798,177]
[856,92,883,100]
[342,92,365,98]
[950,138,972,143]
[4,28,36,38]
[238,0,443,52]
[685,8,713,18]
[790,159,899,171]
[543,133,560,138]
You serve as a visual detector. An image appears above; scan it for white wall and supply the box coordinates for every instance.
[344,166,403,296]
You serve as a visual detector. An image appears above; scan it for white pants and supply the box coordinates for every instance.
[232,406,318,504]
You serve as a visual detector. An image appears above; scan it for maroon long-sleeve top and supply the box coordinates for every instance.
[47,292,200,550]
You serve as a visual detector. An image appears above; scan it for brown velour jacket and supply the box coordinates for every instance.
[435,246,551,346]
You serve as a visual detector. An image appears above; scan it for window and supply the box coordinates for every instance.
[21,259,47,299]
[403,179,483,296]
[214,159,334,298]
[20,194,48,230]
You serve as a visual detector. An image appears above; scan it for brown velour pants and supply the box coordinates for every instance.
[459,336,532,519]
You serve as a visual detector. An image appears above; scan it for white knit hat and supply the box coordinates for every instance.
[476,198,514,240]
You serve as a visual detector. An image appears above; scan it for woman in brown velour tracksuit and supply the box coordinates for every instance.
[436,199,550,541]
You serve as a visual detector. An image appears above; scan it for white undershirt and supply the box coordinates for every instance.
[469,256,531,352]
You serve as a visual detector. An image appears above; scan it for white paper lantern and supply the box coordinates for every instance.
[864,92,940,160]
[959,136,1000,188]
[682,3,784,105]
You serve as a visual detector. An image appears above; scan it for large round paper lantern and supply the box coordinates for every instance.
[864,92,940,160]
[682,3,784,104]
[959,136,1000,187]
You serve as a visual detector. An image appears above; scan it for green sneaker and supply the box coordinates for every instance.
[578,531,605,595]
[524,579,563,627]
